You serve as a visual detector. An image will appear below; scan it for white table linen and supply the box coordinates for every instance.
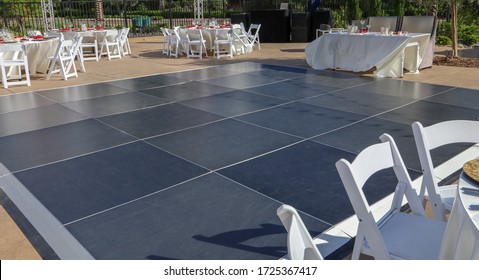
[24,38,59,73]
[2,38,59,75]
[440,174,479,259]
[62,30,117,44]
[305,32,430,78]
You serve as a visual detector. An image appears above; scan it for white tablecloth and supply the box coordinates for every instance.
[62,30,117,44]
[305,32,430,78]
[439,174,479,259]
[24,38,59,74]
[2,38,59,75]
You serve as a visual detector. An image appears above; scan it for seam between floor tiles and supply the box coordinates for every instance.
[10,139,140,175]
[60,171,214,227]
[214,172,340,230]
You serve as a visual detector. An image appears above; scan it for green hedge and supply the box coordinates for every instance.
[436,35,452,46]
[437,21,479,46]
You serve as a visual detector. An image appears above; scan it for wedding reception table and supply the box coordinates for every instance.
[439,171,479,259]
[2,38,59,75]
[305,32,430,78]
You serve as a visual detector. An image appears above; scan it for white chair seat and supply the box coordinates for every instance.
[363,212,446,260]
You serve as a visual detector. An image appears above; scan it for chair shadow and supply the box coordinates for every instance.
[280,48,305,53]
[193,223,322,258]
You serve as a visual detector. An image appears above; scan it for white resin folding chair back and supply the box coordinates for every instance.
[247,23,261,50]
[316,24,331,38]
[277,204,324,260]
[412,120,479,221]
[367,16,398,33]
[336,134,446,260]
[0,43,31,88]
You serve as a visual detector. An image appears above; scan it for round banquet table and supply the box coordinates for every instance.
[24,38,59,74]
[439,172,479,259]
[2,38,59,75]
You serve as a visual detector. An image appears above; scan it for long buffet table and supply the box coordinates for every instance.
[305,32,430,78]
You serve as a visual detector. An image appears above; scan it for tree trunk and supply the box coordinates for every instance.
[451,1,458,57]
[95,0,104,21]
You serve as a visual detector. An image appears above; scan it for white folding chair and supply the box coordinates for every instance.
[0,44,31,88]
[185,28,207,59]
[214,28,233,59]
[160,27,171,55]
[336,133,446,260]
[79,30,99,62]
[118,27,131,56]
[412,120,479,221]
[277,204,324,260]
[367,16,399,33]
[46,36,82,80]
[98,29,121,60]
[247,23,261,50]
[168,27,183,58]
[316,24,331,38]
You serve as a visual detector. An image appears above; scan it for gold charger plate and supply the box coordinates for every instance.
[463,159,479,183]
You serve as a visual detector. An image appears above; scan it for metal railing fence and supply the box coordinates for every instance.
[1,0,454,37]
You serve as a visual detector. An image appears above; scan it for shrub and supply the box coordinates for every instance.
[436,35,452,46]
[458,24,479,46]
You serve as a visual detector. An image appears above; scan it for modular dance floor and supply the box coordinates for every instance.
[1,62,478,259]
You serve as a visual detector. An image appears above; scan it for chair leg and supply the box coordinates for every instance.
[351,230,365,260]
[78,54,86,73]
[24,61,31,87]
[106,44,111,60]
[94,44,99,61]
[1,66,8,89]
[59,60,68,80]
[46,58,58,80]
